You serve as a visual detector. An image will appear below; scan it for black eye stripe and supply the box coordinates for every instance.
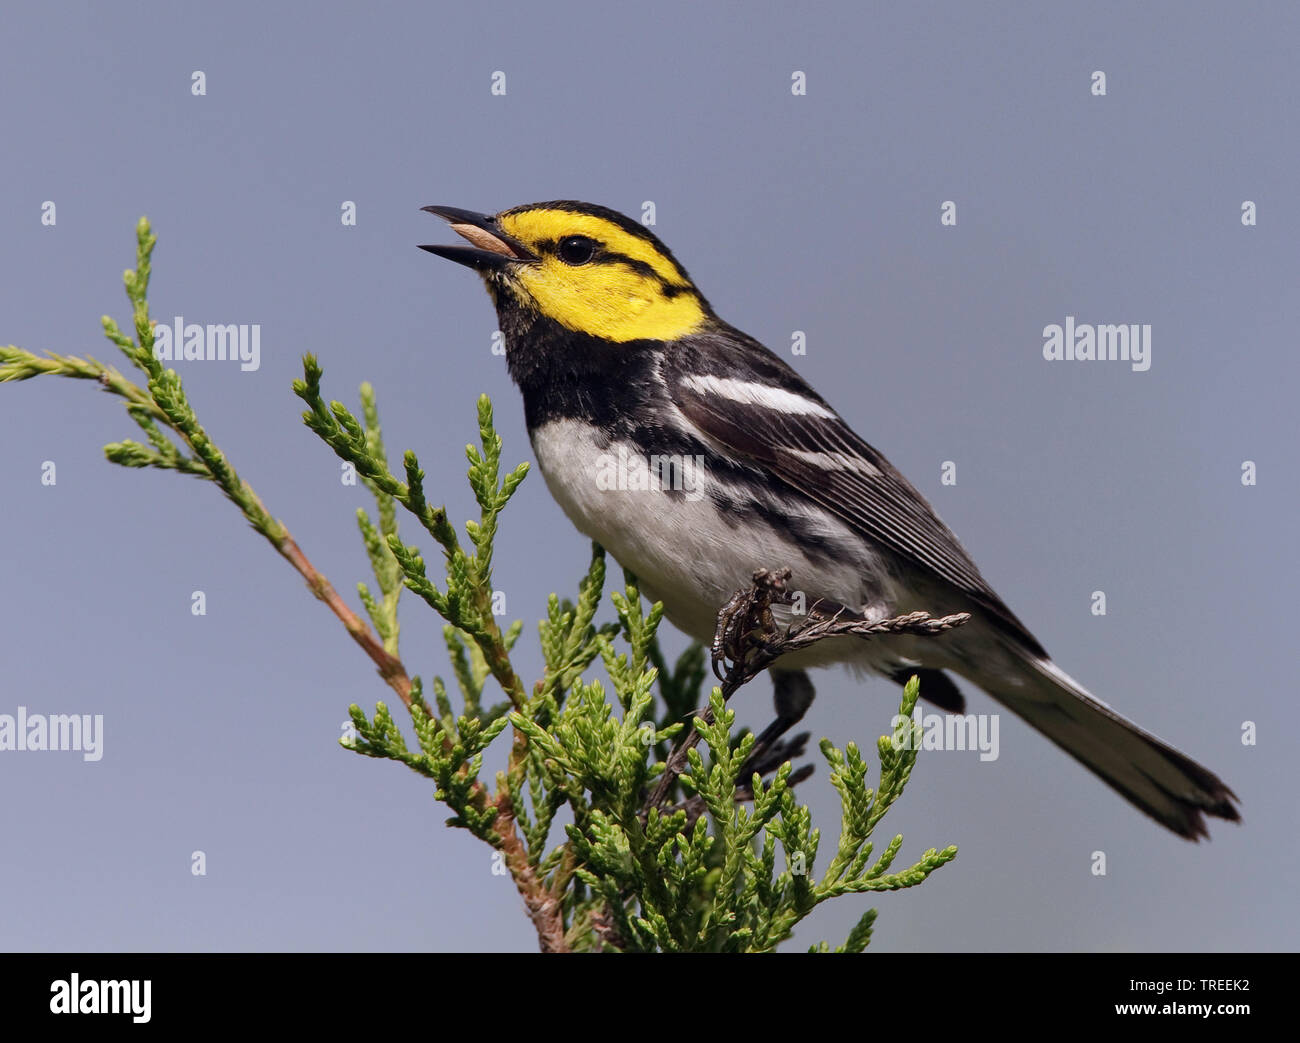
[600,254,698,299]
[534,237,696,299]
[601,253,657,279]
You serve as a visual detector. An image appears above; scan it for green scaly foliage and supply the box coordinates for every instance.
[0,219,956,952]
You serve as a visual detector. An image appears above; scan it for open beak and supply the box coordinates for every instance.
[419,205,537,270]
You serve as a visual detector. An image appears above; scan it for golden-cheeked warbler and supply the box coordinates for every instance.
[421,200,1239,840]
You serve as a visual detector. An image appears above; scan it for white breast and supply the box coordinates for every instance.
[529,418,901,671]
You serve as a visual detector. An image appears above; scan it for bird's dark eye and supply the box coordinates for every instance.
[557,235,597,265]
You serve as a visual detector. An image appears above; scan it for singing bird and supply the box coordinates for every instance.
[420,200,1239,840]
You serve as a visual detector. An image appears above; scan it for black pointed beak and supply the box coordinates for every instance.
[419,205,537,270]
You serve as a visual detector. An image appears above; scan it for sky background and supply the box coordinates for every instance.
[1,1,1295,953]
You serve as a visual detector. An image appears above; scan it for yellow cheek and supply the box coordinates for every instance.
[515,263,706,343]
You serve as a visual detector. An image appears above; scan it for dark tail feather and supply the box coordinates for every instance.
[963,647,1240,840]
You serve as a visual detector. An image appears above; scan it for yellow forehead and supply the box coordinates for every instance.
[497,209,691,289]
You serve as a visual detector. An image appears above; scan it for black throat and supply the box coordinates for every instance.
[489,289,664,435]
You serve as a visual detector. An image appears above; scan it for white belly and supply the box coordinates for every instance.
[529,418,907,671]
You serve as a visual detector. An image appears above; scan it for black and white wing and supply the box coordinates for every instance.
[665,327,1045,655]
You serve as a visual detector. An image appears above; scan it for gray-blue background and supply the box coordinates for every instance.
[1,1,1295,952]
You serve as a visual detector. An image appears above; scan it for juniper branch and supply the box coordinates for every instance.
[4,218,958,954]
[645,566,970,810]
[0,218,564,951]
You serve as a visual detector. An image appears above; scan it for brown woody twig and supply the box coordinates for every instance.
[644,567,971,812]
